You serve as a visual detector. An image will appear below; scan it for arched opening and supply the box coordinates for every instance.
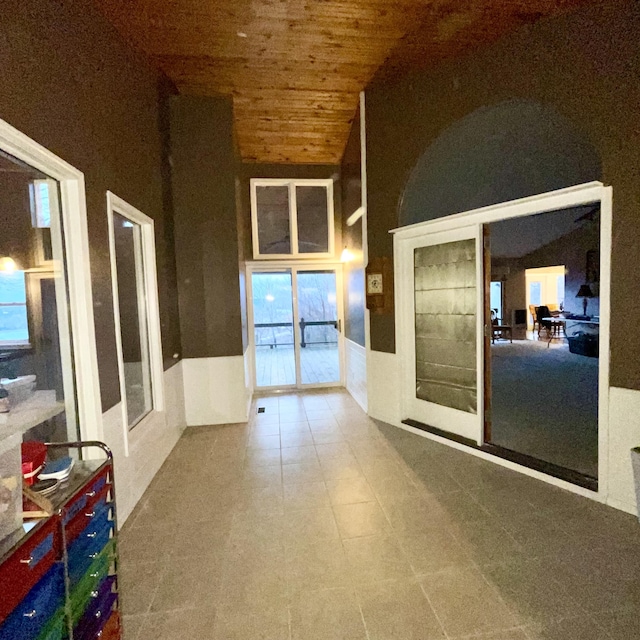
[398,99,602,227]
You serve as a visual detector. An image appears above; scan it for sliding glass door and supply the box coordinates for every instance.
[250,266,342,389]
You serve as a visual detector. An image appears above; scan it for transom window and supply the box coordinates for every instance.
[250,179,334,259]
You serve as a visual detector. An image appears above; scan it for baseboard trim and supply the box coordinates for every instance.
[402,418,598,492]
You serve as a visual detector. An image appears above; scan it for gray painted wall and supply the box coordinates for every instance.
[398,100,601,226]
[365,0,640,390]
[1,0,182,411]
[170,95,244,359]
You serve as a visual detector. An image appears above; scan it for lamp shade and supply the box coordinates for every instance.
[576,284,594,298]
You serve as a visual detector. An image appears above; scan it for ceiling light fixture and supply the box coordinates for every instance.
[237,31,248,38]
[340,248,354,263]
[0,257,17,273]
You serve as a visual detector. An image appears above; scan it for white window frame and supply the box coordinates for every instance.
[106,192,164,448]
[0,117,103,441]
[250,178,335,259]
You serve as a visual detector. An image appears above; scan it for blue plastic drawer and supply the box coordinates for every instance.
[67,506,113,587]
[0,564,65,640]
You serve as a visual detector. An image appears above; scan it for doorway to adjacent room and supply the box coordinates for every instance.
[395,183,610,491]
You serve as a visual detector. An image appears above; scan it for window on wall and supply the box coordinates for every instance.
[107,192,164,431]
[0,150,79,443]
[250,179,334,259]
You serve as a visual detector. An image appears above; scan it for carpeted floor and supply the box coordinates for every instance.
[490,339,598,478]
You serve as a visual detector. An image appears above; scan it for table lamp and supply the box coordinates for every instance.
[576,284,594,316]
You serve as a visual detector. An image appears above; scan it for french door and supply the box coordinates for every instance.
[248,265,343,390]
[397,226,484,443]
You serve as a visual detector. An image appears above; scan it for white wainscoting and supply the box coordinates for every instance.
[345,338,367,412]
[607,386,640,515]
[101,360,186,525]
[182,356,251,426]
[244,348,254,418]
[366,349,401,426]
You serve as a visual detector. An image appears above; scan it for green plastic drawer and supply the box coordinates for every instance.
[35,608,66,640]
[69,540,115,625]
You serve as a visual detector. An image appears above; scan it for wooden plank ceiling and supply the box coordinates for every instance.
[97,0,587,164]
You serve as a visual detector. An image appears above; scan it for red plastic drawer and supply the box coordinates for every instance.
[99,610,121,640]
[64,485,111,546]
[62,466,111,529]
[0,517,60,623]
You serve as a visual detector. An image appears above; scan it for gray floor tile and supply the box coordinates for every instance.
[119,561,165,615]
[524,616,614,640]
[419,566,521,637]
[343,534,414,583]
[281,506,340,543]
[326,476,376,505]
[396,528,473,575]
[333,501,392,539]
[136,607,217,640]
[285,538,352,593]
[597,607,640,639]
[122,614,145,640]
[479,557,586,624]
[357,578,445,639]
[283,481,332,511]
[281,445,319,465]
[290,587,367,640]
[118,389,639,640]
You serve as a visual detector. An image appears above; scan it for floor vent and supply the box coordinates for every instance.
[257,407,266,414]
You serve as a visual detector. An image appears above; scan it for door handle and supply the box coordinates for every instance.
[337,319,342,333]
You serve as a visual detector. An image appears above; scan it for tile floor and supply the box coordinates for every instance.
[118,390,640,640]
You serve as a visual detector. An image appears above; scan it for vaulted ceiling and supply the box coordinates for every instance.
[97,0,587,165]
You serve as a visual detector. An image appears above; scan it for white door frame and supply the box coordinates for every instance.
[393,181,611,495]
[0,118,103,441]
[246,261,345,391]
[398,225,484,443]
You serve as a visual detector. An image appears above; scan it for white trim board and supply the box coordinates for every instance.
[0,118,103,441]
[106,191,166,456]
[182,356,251,426]
[391,182,604,238]
[359,91,368,268]
[101,360,186,525]
[345,338,367,412]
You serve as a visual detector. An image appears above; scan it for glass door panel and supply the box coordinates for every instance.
[296,270,340,385]
[251,271,296,388]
